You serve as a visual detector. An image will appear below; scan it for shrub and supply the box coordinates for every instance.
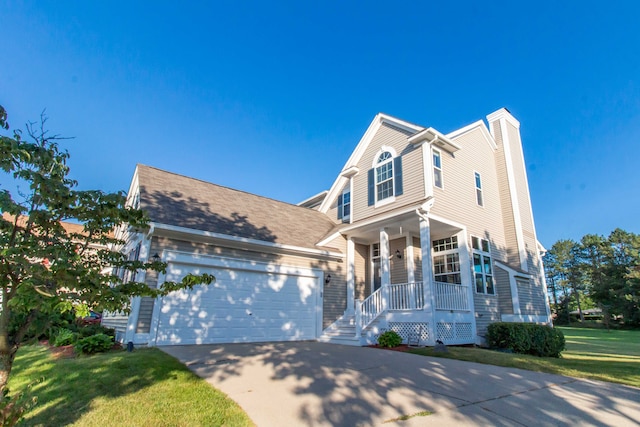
[486,322,565,358]
[76,324,115,339]
[74,334,114,354]
[52,328,78,347]
[378,330,402,348]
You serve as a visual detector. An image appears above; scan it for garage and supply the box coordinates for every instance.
[151,255,323,346]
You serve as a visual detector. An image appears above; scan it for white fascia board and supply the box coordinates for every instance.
[316,231,343,248]
[339,203,425,234]
[319,113,423,213]
[447,120,497,151]
[408,127,462,153]
[297,190,328,206]
[486,108,521,129]
[150,222,344,260]
[125,166,140,208]
[340,166,359,178]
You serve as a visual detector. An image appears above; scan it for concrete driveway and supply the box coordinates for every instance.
[161,342,640,426]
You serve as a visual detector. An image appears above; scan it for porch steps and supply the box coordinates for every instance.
[318,315,363,346]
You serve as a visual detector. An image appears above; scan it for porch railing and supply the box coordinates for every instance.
[435,281,470,311]
[389,282,424,311]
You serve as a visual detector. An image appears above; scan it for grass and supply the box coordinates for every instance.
[407,326,640,388]
[8,345,255,427]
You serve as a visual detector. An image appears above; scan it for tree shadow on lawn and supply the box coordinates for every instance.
[11,345,187,426]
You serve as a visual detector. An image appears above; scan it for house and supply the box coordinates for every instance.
[102,108,551,347]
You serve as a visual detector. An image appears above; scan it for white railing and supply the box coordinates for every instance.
[388,282,424,311]
[435,281,470,311]
[357,287,384,333]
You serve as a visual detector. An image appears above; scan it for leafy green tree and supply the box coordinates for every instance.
[545,239,585,323]
[0,106,214,400]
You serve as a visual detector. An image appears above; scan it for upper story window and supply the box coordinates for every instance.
[472,236,494,295]
[433,149,443,189]
[367,149,403,207]
[337,186,351,222]
[474,172,483,206]
[376,152,394,201]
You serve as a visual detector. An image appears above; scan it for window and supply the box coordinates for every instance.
[433,149,443,188]
[337,186,351,222]
[432,236,458,253]
[376,152,394,201]
[432,236,461,284]
[472,237,494,294]
[367,150,403,206]
[475,172,483,206]
[433,253,461,284]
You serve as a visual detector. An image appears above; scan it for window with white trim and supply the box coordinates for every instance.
[433,149,443,189]
[376,151,394,201]
[432,236,461,284]
[337,185,351,222]
[474,172,483,206]
[472,236,494,294]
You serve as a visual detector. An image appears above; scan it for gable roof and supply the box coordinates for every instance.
[136,165,339,252]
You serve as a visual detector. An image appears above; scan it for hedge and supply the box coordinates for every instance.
[486,322,565,358]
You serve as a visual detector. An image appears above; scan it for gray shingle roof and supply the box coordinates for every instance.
[137,165,339,252]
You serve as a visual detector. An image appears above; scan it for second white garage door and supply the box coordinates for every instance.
[152,260,322,346]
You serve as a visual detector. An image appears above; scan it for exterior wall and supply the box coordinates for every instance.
[495,266,513,315]
[354,243,369,300]
[412,237,422,282]
[473,294,500,337]
[351,123,425,222]
[327,182,350,224]
[101,312,129,333]
[389,237,408,284]
[491,122,520,266]
[137,235,347,333]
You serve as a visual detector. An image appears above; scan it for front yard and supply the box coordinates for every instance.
[8,345,254,426]
[407,326,640,388]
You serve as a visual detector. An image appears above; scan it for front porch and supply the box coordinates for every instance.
[320,203,477,346]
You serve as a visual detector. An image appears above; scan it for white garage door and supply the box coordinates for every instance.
[153,261,321,346]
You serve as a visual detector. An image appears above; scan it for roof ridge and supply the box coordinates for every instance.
[137,164,326,214]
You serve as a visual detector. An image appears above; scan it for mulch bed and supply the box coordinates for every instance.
[367,344,412,352]
[40,340,76,359]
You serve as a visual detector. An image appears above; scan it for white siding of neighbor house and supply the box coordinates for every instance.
[135,235,347,334]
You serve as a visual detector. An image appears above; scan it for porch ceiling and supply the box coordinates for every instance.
[346,212,462,244]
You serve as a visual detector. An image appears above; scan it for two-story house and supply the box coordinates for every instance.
[103,108,551,347]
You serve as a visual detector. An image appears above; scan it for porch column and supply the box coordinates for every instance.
[406,234,415,284]
[418,215,434,312]
[418,213,437,346]
[380,228,390,311]
[345,236,355,315]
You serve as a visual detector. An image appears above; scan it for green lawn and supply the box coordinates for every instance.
[8,345,255,427]
[407,327,640,388]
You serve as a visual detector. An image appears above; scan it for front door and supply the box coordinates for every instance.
[373,258,381,292]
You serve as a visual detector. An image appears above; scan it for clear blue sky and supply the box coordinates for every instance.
[1,1,639,248]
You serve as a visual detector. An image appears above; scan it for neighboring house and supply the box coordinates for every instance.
[102,108,551,347]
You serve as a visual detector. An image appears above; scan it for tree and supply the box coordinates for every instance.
[0,106,214,399]
[544,239,585,323]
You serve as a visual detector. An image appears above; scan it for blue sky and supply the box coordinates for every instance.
[1,1,639,247]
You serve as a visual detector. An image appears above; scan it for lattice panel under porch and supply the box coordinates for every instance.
[437,322,473,343]
[389,322,430,343]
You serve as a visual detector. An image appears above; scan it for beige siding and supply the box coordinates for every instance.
[413,237,422,282]
[327,182,350,225]
[352,123,425,222]
[389,238,408,284]
[492,122,520,266]
[430,127,509,267]
[495,266,513,315]
[354,243,369,300]
[136,236,347,333]
[473,294,500,336]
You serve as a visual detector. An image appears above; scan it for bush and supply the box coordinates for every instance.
[378,330,402,348]
[52,328,78,347]
[74,334,114,354]
[486,322,565,358]
[76,324,115,339]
